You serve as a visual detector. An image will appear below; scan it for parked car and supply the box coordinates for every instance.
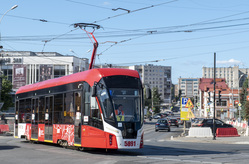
[168,118,179,127]
[153,113,163,119]
[192,118,233,129]
[155,118,171,132]
[191,118,205,127]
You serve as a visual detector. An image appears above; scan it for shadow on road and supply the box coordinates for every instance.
[82,144,233,157]
[0,145,20,150]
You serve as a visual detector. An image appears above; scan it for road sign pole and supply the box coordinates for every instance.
[213,52,216,140]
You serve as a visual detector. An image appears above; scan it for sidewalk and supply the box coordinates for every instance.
[171,135,249,144]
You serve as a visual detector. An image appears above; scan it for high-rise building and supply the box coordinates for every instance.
[128,64,172,105]
[178,78,199,98]
[202,66,248,89]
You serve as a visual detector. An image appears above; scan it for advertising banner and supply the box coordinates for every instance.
[40,65,53,81]
[13,64,26,89]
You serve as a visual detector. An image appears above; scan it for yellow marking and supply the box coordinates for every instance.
[74,144,81,147]
[14,136,19,138]
[31,138,38,141]
[44,140,53,143]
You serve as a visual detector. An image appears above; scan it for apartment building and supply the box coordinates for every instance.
[202,66,248,89]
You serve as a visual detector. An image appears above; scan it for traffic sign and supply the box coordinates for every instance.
[181,97,188,105]
[185,99,194,108]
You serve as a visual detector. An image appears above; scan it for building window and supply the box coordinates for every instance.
[54,65,65,78]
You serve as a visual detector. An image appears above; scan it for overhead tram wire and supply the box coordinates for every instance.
[0,13,71,26]
[93,0,179,23]
[41,28,79,53]
[65,0,113,10]
[107,43,249,67]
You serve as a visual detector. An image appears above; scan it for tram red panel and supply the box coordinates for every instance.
[53,124,75,146]
[25,124,31,140]
[81,125,107,148]
[38,124,45,141]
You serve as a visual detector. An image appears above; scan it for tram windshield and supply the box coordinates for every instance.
[97,76,142,123]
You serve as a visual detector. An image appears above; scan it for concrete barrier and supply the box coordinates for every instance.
[188,127,213,137]
[216,128,240,137]
[0,125,9,133]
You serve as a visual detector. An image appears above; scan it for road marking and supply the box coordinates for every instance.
[137,156,222,164]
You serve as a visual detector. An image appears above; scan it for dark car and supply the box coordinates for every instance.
[193,118,233,129]
[155,118,171,132]
[169,118,179,127]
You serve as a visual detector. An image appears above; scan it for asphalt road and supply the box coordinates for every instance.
[1,121,249,164]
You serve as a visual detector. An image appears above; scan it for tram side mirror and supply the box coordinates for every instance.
[146,88,151,99]
[92,83,97,97]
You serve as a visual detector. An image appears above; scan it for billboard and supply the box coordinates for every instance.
[13,64,27,89]
[40,65,53,81]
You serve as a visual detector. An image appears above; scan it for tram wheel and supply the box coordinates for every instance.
[78,147,84,151]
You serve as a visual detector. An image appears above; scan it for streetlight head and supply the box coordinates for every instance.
[11,5,18,10]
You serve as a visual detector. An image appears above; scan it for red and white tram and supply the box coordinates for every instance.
[14,68,147,149]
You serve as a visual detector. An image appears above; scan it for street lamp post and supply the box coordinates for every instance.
[0,5,18,104]
[0,5,18,48]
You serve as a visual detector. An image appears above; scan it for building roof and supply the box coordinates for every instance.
[199,78,228,91]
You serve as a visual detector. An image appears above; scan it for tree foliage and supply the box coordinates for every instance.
[144,87,163,114]
[240,78,248,119]
[0,76,14,111]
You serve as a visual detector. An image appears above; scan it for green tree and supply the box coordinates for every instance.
[244,101,249,120]
[144,87,163,114]
[240,78,248,119]
[0,75,14,111]
[152,87,163,114]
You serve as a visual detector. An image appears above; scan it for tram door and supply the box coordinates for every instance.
[31,98,39,139]
[45,96,53,141]
[74,91,82,145]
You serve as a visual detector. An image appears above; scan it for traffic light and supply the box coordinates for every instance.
[208,92,210,102]
[218,90,221,103]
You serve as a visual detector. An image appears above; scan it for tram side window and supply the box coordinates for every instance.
[74,92,82,119]
[84,83,91,125]
[64,92,74,124]
[32,99,38,124]
[18,100,25,123]
[39,97,45,124]
[54,94,63,124]
[24,99,32,123]
[90,97,103,130]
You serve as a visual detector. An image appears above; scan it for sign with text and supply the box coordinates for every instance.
[180,97,189,121]
[40,65,53,81]
[13,64,26,89]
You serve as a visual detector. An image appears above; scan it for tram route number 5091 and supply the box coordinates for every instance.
[124,141,136,147]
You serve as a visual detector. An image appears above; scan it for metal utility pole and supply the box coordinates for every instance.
[213,52,216,140]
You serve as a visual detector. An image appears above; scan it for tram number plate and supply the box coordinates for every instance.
[124,141,136,147]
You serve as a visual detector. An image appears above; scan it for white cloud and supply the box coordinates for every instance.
[103,2,111,6]
[217,59,242,65]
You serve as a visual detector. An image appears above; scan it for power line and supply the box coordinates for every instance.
[0,13,71,25]
[93,0,179,23]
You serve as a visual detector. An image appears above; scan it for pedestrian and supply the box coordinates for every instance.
[1,114,6,124]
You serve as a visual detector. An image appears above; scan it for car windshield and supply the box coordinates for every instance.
[158,120,168,123]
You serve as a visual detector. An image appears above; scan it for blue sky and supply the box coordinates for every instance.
[1,0,249,84]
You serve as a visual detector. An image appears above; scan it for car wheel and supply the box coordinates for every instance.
[155,129,158,132]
